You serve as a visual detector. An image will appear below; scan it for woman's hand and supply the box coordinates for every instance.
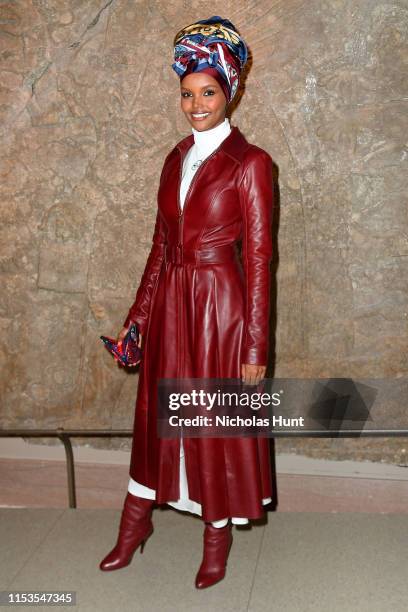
[117,325,143,368]
[117,325,143,346]
[241,363,266,385]
[117,326,130,343]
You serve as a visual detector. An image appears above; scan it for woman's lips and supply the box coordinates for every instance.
[191,112,210,121]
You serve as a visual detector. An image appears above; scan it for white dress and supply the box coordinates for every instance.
[128,117,272,526]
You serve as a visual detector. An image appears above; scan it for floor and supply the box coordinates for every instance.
[1,506,407,611]
[1,444,407,611]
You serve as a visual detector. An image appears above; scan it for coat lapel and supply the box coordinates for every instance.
[172,125,250,219]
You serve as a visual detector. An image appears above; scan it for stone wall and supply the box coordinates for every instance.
[1,1,407,463]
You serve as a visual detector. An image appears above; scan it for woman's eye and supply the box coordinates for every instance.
[181,91,215,97]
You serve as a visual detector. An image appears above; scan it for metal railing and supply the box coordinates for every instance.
[1,428,407,508]
[0,428,132,509]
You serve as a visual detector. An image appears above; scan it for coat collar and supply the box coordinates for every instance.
[175,125,249,164]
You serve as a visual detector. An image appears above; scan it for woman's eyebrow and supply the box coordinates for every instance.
[180,84,218,91]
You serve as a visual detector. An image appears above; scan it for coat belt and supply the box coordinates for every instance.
[164,243,238,266]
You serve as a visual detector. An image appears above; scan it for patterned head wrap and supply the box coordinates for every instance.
[172,16,248,103]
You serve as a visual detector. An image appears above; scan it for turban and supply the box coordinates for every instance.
[172,15,248,103]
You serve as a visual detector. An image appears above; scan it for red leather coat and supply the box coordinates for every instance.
[123,125,274,522]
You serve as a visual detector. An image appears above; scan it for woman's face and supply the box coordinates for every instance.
[180,72,227,131]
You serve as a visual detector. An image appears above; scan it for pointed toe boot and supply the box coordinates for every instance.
[99,492,154,571]
[195,523,233,589]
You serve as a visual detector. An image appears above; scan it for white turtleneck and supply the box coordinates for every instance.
[180,117,231,210]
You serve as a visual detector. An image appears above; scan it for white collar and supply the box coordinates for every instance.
[192,117,231,158]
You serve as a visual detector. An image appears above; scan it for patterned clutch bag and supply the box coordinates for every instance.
[100,322,142,367]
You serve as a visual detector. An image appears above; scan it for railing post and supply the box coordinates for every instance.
[56,429,76,509]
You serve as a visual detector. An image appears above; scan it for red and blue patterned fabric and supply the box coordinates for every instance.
[172,15,248,103]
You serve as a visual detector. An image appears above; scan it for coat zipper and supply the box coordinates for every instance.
[177,142,224,248]
[175,140,224,414]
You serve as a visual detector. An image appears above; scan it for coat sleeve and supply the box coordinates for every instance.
[238,148,274,365]
[123,208,167,335]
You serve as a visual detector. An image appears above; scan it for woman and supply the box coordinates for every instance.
[99,16,275,589]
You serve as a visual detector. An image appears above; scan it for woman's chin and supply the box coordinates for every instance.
[189,119,211,130]
[187,116,224,131]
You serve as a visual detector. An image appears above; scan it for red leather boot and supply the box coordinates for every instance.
[99,492,154,571]
[195,523,233,588]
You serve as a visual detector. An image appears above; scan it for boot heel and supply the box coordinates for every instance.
[139,525,153,554]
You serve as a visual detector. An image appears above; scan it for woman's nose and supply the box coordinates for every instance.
[192,97,203,110]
